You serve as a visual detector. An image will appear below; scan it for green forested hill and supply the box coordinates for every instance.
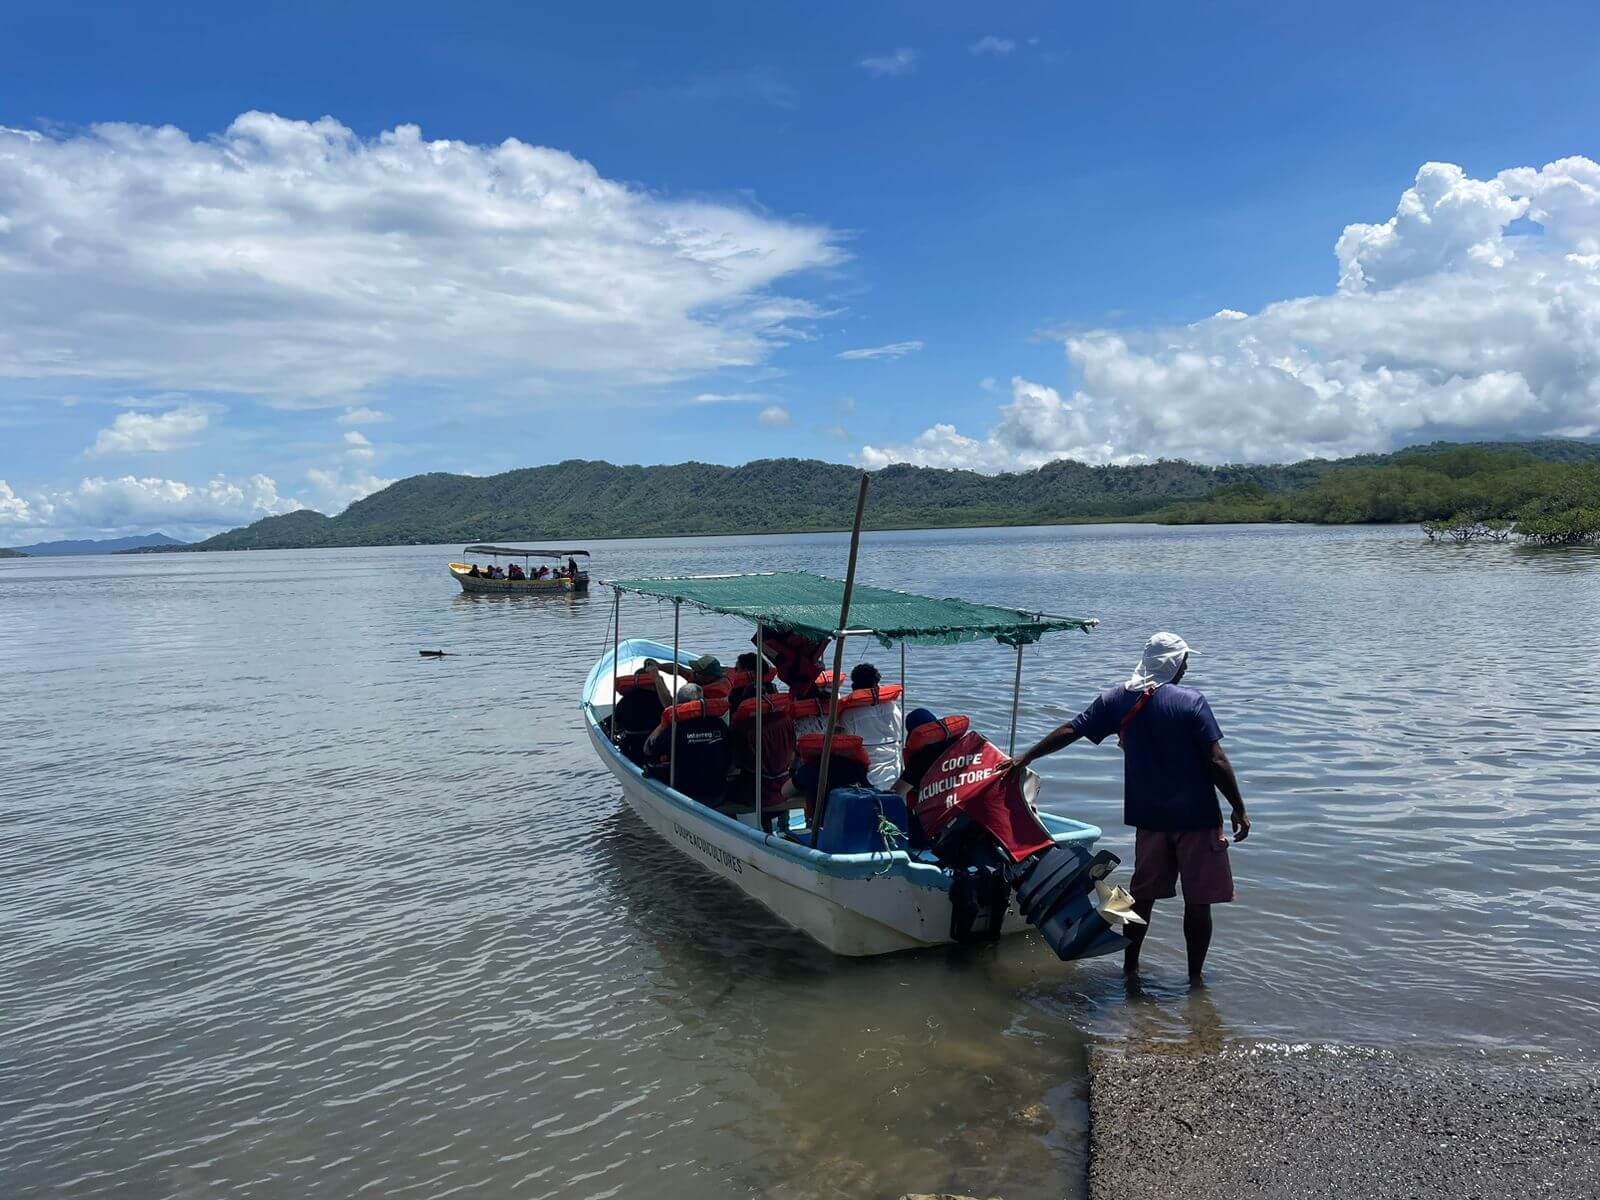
[173,439,1600,550]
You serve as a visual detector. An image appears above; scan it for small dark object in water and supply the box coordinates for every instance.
[419,649,449,657]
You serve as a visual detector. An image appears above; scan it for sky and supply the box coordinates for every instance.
[3,0,1600,540]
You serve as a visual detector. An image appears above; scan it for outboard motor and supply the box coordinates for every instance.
[907,716,1127,961]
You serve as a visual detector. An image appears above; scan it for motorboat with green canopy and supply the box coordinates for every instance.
[450,546,589,594]
[581,569,1137,959]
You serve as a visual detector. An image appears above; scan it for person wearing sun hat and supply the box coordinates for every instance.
[1012,631,1250,982]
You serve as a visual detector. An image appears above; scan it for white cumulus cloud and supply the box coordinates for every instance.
[11,473,301,539]
[862,377,1115,471]
[304,467,394,513]
[87,404,211,456]
[688,392,767,405]
[969,36,1016,56]
[837,340,924,360]
[858,49,917,77]
[0,480,34,525]
[337,406,389,426]
[0,113,842,404]
[866,156,1600,468]
[758,405,792,427]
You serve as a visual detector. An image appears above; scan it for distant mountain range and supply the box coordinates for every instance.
[125,438,1600,552]
[9,532,189,556]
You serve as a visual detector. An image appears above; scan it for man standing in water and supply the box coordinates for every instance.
[1012,633,1249,981]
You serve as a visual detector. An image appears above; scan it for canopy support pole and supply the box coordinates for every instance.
[611,589,621,740]
[813,473,870,846]
[1008,642,1024,757]
[754,619,764,834]
[670,599,680,791]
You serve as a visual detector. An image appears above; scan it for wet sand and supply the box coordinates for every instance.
[1086,1042,1599,1199]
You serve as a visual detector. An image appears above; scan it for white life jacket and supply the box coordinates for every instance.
[837,684,905,790]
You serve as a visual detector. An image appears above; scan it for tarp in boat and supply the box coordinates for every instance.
[464,546,589,558]
[603,572,1096,648]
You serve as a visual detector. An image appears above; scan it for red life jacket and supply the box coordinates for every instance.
[758,631,829,696]
[653,698,731,731]
[796,731,870,768]
[700,677,733,702]
[732,693,792,723]
[725,666,778,691]
[908,722,1053,863]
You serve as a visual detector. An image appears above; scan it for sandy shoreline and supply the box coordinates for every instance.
[1085,1041,1599,1199]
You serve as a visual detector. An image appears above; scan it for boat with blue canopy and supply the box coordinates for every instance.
[582,556,1136,959]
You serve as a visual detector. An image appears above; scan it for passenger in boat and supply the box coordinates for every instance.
[693,656,731,702]
[468,563,482,577]
[643,657,702,704]
[726,693,796,831]
[613,673,665,763]
[851,662,881,691]
[1010,632,1250,982]
[726,651,776,711]
[567,556,580,578]
[783,735,871,826]
[643,684,728,803]
[507,563,526,580]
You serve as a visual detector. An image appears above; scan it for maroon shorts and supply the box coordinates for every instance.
[1130,827,1235,905]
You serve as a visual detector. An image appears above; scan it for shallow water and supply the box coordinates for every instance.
[3,524,1597,1199]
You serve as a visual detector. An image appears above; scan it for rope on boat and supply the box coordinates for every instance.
[871,806,909,875]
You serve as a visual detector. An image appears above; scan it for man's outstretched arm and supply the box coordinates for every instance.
[1014,722,1082,770]
[1208,741,1250,841]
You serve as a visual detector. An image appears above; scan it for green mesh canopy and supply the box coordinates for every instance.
[605,572,1096,647]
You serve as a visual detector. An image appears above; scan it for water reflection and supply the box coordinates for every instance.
[2,526,1597,1199]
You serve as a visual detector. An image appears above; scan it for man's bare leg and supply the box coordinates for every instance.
[1183,903,1213,982]
[1123,898,1156,974]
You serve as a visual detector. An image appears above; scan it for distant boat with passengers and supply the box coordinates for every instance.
[449,545,590,593]
[582,556,1137,959]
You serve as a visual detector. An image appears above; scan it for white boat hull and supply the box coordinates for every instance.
[582,639,1105,957]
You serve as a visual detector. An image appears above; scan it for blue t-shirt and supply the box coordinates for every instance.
[1071,684,1224,831]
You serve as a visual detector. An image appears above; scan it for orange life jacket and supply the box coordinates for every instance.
[653,698,731,731]
[905,713,971,756]
[726,666,778,691]
[732,693,792,723]
[796,731,870,768]
[838,683,904,712]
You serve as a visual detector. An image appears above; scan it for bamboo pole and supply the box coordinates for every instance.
[1008,641,1024,757]
[670,599,680,791]
[812,473,870,847]
[754,620,764,833]
[611,589,621,741]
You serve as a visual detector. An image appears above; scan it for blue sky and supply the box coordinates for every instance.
[3,1,1600,538]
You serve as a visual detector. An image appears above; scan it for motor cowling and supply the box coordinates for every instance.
[908,719,1127,961]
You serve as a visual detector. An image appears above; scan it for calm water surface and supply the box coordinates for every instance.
[3,524,1598,1199]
